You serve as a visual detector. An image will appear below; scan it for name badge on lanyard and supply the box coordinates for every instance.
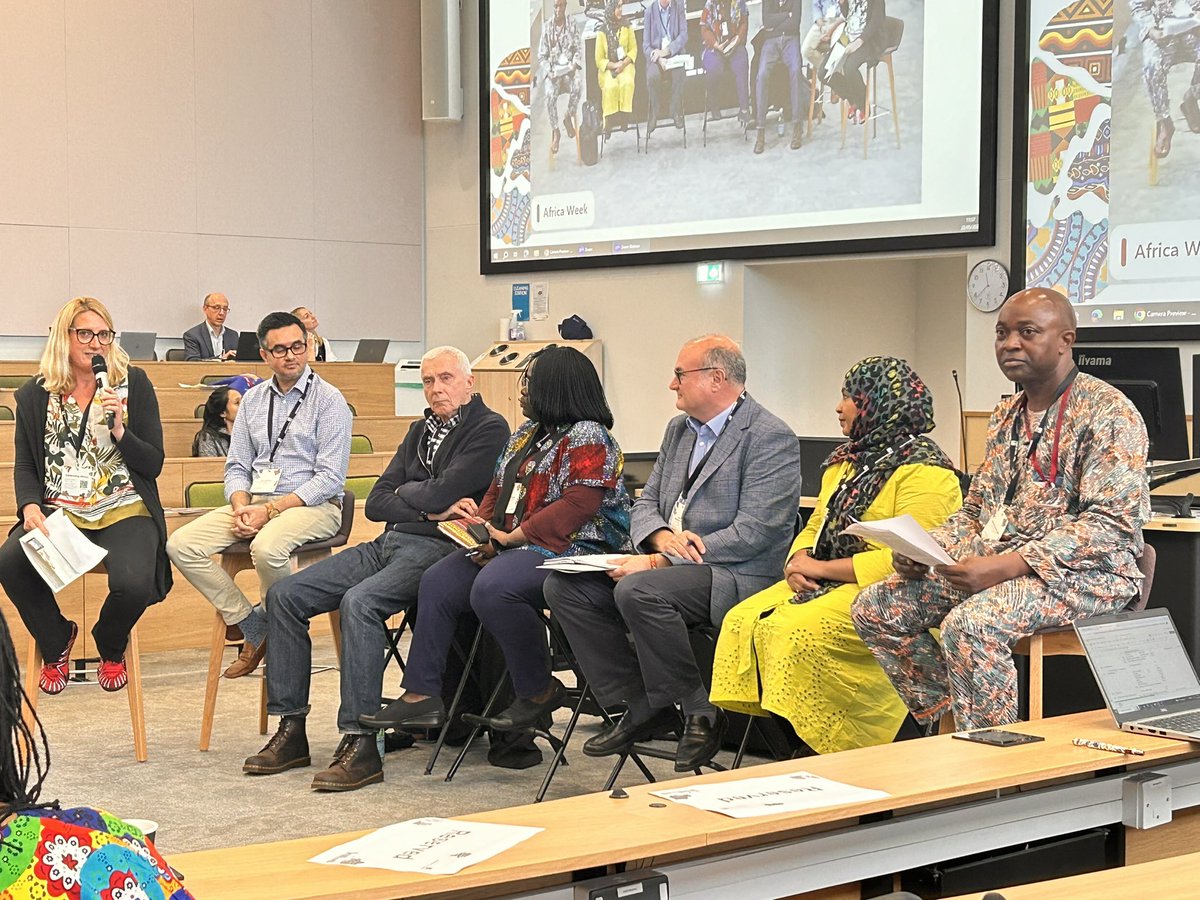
[669,494,687,532]
[251,466,282,494]
[61,462,96,499]
[505,482,526,516]
[980,507,1009,542]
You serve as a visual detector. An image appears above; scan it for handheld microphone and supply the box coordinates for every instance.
[91,354,115,430]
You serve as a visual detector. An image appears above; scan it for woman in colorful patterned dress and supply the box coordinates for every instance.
[0,609,191,899]
[0,298,171,695]
[710,356,962,754]
[361,346,632,733]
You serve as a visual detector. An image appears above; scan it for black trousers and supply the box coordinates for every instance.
[544,565,713,710]
[0,515,158,662]
[828,44,874,110]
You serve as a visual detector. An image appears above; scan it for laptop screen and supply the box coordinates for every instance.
[1076,611,1200,715]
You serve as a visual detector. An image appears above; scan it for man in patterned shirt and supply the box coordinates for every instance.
[243,347,508,792]
[168,311,351,677]
[853,288,1150,730]
[538,0,582,155]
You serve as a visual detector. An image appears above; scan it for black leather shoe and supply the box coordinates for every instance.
[674,709,727,772]
[311,734,383,792]
[483,677,566,731]
[243,715,310,774]
[583,706,680,757]
[358,695,445,731]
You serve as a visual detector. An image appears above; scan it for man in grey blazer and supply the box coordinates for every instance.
[183,292,239,361]
[545,335,801,772]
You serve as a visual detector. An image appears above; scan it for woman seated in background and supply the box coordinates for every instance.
[710,356,961,755]
[361,346,632,734]
[292,306,337,362]
[190,373,259,457]
[192,385,239,457]
[0,610,192,897]
[0,298,172,694]
[596,0,637,130]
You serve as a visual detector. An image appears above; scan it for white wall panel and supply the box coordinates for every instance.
[194,0,314,239]
[66,0,196,233]
[0,226,70,333]
[314,240,421,341]
[68,229,199,335]
[0,1,68,226]
[312,0,421,245]
[197,234,314,330]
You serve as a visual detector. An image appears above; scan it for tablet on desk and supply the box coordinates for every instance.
[953,729,1044,747]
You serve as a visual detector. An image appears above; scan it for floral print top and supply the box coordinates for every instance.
[0,806,192,899]
[43,388,145,527]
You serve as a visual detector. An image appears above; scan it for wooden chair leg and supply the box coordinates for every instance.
[807,69,817,138]
[23,638,40,747]
[938,710,956,734]
[840,98,847,149]
[199,610,226,751]
[126,628,147,762]
[1028,634,1045,720]
[329,610,343,665]
[887,55,900,147]
[863,66,872,159]
[1149,123,1159,186]
[258,675,268,735]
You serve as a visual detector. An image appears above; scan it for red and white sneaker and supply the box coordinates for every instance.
[39,621,78,695]
[97,659,128,693]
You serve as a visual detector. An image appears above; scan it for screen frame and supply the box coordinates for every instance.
[1011,1,1200,342]
[480,0,1002,276]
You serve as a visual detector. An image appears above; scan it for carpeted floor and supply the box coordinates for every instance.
[31,644,759,856]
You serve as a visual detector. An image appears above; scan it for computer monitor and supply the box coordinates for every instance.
[1073,347,1188,461]
[797,436,847,497]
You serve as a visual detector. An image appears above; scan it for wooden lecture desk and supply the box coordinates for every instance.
[944,849,1200,899]
[168,711,1200,900]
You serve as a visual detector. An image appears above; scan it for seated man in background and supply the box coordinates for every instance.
[168,311,351,678]
[243,346,509,792]
[545,335,801,772]
[538,0,582,155]
[1131,0,1200,157]
[754,0,805,153]
[853,288,1150,731]
[183,292,238,361]
[644,0,689,131]
[701,0,750,127]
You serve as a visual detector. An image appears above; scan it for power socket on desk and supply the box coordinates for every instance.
[573,870,668,900]
[1122,772,1172,829]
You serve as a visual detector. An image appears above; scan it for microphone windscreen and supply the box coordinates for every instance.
[91,354,108,376]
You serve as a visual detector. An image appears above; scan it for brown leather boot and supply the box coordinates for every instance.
[243,715,310,774]
[224,638,266,678]
[310,734,383,792]
[790,121,803,150]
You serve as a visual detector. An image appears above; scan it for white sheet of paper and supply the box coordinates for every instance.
[537,554,620,573]
[19,510,108,593]
[842,513,954,568]
[309,818,542,875]
[650,771,890,819]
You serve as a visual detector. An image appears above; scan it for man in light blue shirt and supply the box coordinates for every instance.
[168,311,351,677]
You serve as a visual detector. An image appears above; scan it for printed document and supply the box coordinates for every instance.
[651,771,890,818]
[19,510,107,592]
[538,554,621,573]
[309,817,542,875]
[843,514,954,568]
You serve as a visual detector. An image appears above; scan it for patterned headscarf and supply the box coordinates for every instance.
[603,0,623,62]
[806,355,954,572]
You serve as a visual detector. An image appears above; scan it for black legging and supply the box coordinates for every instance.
[827,42,874,110]
[0,514,158,662]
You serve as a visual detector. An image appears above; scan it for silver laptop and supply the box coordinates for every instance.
[353,338,389,363]
[1075,608,1200,742]
[120,331,157,360]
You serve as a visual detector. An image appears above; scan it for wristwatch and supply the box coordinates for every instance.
[419,511,429,522]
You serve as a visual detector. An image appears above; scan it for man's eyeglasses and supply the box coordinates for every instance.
[205,304,230,313]
[267,341,308,358]
[672,367,718,381]
[69,328,115,345]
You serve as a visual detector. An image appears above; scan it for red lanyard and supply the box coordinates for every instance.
[1022,383,1071,485]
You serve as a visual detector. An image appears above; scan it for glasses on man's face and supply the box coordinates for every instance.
[69,328,115,345]
[267,341,308,358]
[672,367,717,382]
[206,304,229,313]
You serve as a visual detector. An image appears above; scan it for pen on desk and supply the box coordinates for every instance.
[1072,737,1145,756]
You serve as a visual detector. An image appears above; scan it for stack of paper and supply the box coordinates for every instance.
[843,514,953,567]
[310,818,542,875]
[537,554,620,573]
[20,510,108,592]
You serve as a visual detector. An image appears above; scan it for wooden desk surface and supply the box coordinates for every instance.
[167,711,1200,900]
[945,849,1200,899]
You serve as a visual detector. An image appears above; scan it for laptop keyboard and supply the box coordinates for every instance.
[1144,711,1200,732]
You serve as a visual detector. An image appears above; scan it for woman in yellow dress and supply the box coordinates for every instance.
[710,356,962,754]
[595,1,637,126]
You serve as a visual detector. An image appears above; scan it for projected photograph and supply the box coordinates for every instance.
[1023,0,1200,333]
[484,0,995,271]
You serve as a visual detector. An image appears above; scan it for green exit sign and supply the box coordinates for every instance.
[695,262,724,284]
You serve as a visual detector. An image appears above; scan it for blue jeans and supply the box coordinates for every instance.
[265,531,454,734]
[755,34,804,129]
[403,548,553,701]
